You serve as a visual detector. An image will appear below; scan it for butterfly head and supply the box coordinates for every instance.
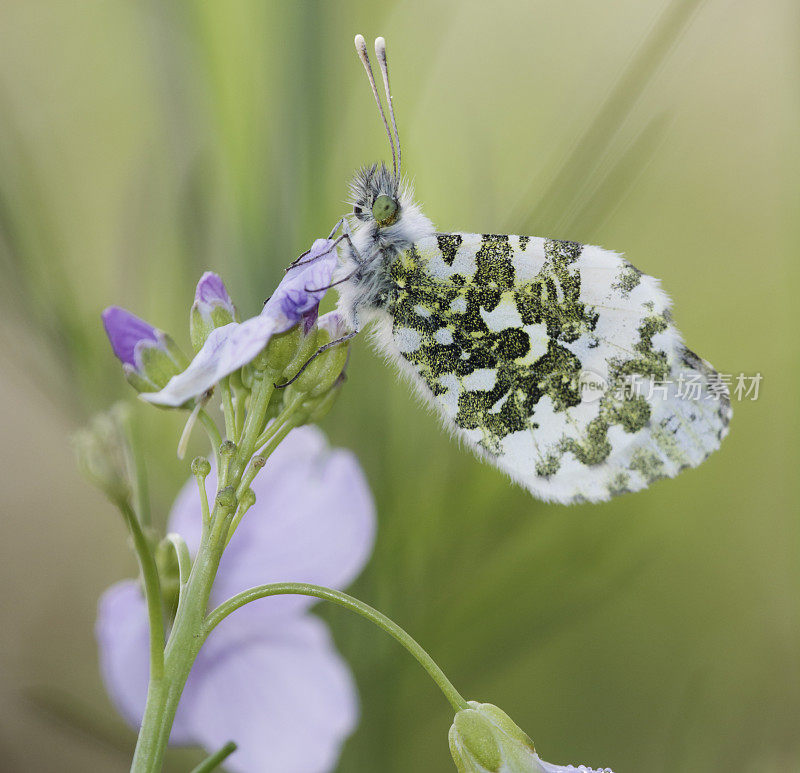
[349,162,401,228]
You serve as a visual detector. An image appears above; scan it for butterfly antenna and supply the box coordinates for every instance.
[375,37,401,184]
[354,33,397,179]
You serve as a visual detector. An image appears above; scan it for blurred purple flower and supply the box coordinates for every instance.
[144,239,339,407]
[96,425,375,773]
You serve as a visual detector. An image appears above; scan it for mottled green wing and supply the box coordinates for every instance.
[378,232,730,503]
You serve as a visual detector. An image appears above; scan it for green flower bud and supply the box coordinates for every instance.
[283,312,350,399]
[239,488,256,512]
[449,702,613,773]
[302,372,345,424]
[215,486,238,512]
[191,456,212,478]
[219,440,237,460]
[73,404,134,505]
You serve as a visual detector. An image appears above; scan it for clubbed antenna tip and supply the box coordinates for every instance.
[353,32,399,181]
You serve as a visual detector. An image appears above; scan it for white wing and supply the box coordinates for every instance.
[367,232,731,504]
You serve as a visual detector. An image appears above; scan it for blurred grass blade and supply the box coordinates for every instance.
[25,685,134,756]
[514,0,705,236]
[563,112,672,237]
[190,741,237,773]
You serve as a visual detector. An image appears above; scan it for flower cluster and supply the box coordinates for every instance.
[93,238,371,772]
[98,426,375,772]
[102,239,344,413]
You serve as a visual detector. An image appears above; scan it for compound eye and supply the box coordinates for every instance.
[371,194,399,226]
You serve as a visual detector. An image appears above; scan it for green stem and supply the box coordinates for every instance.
[195,472,212,535]
[165,533,192,588]
[121,409,152,528]
[252,396,301,451]
[219,378,236,442]
[233,413,297,503]
[130,504,233,773]
[235,374,275,467]
[119,502,164,681]
[189,741,237,773]
[204,583,469,713]
[234,395,246,441]
[198,410,222,470]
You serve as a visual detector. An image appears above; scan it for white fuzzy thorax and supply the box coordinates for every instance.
[334,180,434,331]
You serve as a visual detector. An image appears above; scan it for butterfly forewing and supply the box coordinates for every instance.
[380,232,731,503]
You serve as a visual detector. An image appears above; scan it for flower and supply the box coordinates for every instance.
[190,272,238,351]
[102,307,187,393]
[96,425,376,773]
[449,703,613,773]
[143,238,339,407]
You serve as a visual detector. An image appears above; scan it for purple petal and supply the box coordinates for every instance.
[195,272,236,316]
[185,614,358,773]
[144,239,338,406]
[102,307,160,368]
[261,239,337,329]
[142,317,276,407]
[168,425,375,621]
[95,581,195,744]
[317,311,349,339]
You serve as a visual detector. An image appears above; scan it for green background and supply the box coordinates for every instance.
[0,1,797,771]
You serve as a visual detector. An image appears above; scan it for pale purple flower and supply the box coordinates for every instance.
[96,425,375,773]
[144,239,339,407]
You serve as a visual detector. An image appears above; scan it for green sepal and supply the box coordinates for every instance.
[190,302,236,352]
[285,325,348,399]
[452,711,503,772]
[448,702,541,773]
[250,325,311,374]
[137,342,182,389]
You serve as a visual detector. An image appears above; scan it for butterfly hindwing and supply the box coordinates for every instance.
[376,232,731,503]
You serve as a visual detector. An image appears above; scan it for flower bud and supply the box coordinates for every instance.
[449,702,613,773]
[215,486,238,512]
[303,372,345,423]
[250,320,316,376]
[284,312,350,399]
[239,488,256,512]
[219,440,237,460]
[73,404,134,505]
[102,307,188,394]
[191,456,212,478]
[190,272,237,351]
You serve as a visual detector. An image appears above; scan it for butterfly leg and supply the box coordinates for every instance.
[273,330,359,388]
[286,217,361,270]
[302,222,365,292]
[326,217,345,240]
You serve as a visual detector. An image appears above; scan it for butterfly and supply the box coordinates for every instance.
[330,34,731,504]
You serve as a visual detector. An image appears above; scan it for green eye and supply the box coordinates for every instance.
[372,194,399,226]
